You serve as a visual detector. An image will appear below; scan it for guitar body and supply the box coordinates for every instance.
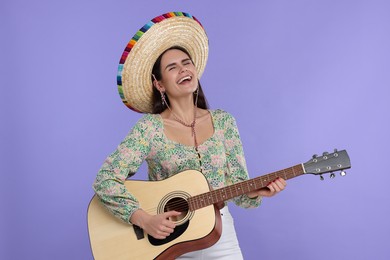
[87,170,222,260]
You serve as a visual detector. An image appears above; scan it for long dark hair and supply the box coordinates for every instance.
[151,46,209,114]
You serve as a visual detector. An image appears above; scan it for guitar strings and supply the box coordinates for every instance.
[133,170,301,216]
[133,168,302,214]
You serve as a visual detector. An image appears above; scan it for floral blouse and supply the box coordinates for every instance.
[93,109,262,223]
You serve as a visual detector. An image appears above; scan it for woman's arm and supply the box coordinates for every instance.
[93,116,153,223]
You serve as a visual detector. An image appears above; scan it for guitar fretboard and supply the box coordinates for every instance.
[188,164,304,211]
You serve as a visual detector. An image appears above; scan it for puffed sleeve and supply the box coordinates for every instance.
[222,111,262,208]
[93,115,154,223]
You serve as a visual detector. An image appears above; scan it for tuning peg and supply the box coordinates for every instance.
[323,152,329,156]
[340,171,347,177]
[320,175,324,181]
[330,173,336,179]
[334,148,338,153]
[312,154,318,159]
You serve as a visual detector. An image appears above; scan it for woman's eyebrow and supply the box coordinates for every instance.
[164,62,176,70]
[182,58,192,63]
[164,58,192,70]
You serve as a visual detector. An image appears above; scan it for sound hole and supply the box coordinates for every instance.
[164,197,189,223]
[149,193,194,246]
[157,192,194,226]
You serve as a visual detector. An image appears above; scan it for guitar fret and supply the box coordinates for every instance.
[199,195,204,208]
[233,185,239,195]
[216,190,221,201]
[192,196,198,210]
[228,185,233,199]
[192,196,197,210]
[219,191,223,201]
[235,184,242,196]
[223,190,227,200]
[242,183,248,193]
[211,191,217,204]
[250,181,255,190]
[246,182,251,192]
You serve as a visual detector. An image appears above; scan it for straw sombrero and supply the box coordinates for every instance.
[117,12,209,113]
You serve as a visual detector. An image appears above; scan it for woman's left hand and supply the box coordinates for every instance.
[247,177,287,198]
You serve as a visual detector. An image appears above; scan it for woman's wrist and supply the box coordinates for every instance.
[247,194,259,199]
[130,209,147,227]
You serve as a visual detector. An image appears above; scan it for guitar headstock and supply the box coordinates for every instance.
[303,149,351,179]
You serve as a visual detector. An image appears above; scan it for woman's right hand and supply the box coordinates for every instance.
[130,209,182,239]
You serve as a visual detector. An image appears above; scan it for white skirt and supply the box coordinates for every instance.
[177,206,243,260]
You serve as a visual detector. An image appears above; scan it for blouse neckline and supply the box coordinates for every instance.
[156,109,217,149]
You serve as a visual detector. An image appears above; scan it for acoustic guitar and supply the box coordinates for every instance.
[87,149,351,259]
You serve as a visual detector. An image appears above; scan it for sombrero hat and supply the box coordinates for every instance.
[117,12,209,113]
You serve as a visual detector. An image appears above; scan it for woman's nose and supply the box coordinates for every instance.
[179,66,188,73]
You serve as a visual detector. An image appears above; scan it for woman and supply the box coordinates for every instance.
[93,12,286,259]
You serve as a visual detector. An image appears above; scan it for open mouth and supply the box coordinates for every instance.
[177,75,192,84]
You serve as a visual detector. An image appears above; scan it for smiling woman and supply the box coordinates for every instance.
[91,12,286,259]
[151,46,209,115]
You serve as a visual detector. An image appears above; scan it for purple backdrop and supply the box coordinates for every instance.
[1,0,389,259]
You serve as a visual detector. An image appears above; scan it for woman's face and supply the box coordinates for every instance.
[156,49,198,99]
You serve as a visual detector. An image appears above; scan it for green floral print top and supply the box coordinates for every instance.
[93,109,262,224]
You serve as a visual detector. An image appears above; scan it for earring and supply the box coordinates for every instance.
[194,85,199,107]
[194,85,199,95]
[160,91,167,107]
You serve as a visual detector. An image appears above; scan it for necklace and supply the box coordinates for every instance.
[162,88,200,149]
[161,89,203,172]
[166,100,199,149]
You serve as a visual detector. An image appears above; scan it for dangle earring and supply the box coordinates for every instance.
[160,91,168,107]
[194,84,199,107]
[152,74,167,108]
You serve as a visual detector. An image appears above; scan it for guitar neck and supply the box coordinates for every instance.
[189,164,304,211]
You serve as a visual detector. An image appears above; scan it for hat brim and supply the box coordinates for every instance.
[117,12,209,113]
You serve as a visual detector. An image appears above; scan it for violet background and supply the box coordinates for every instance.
[1,0,389,259]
